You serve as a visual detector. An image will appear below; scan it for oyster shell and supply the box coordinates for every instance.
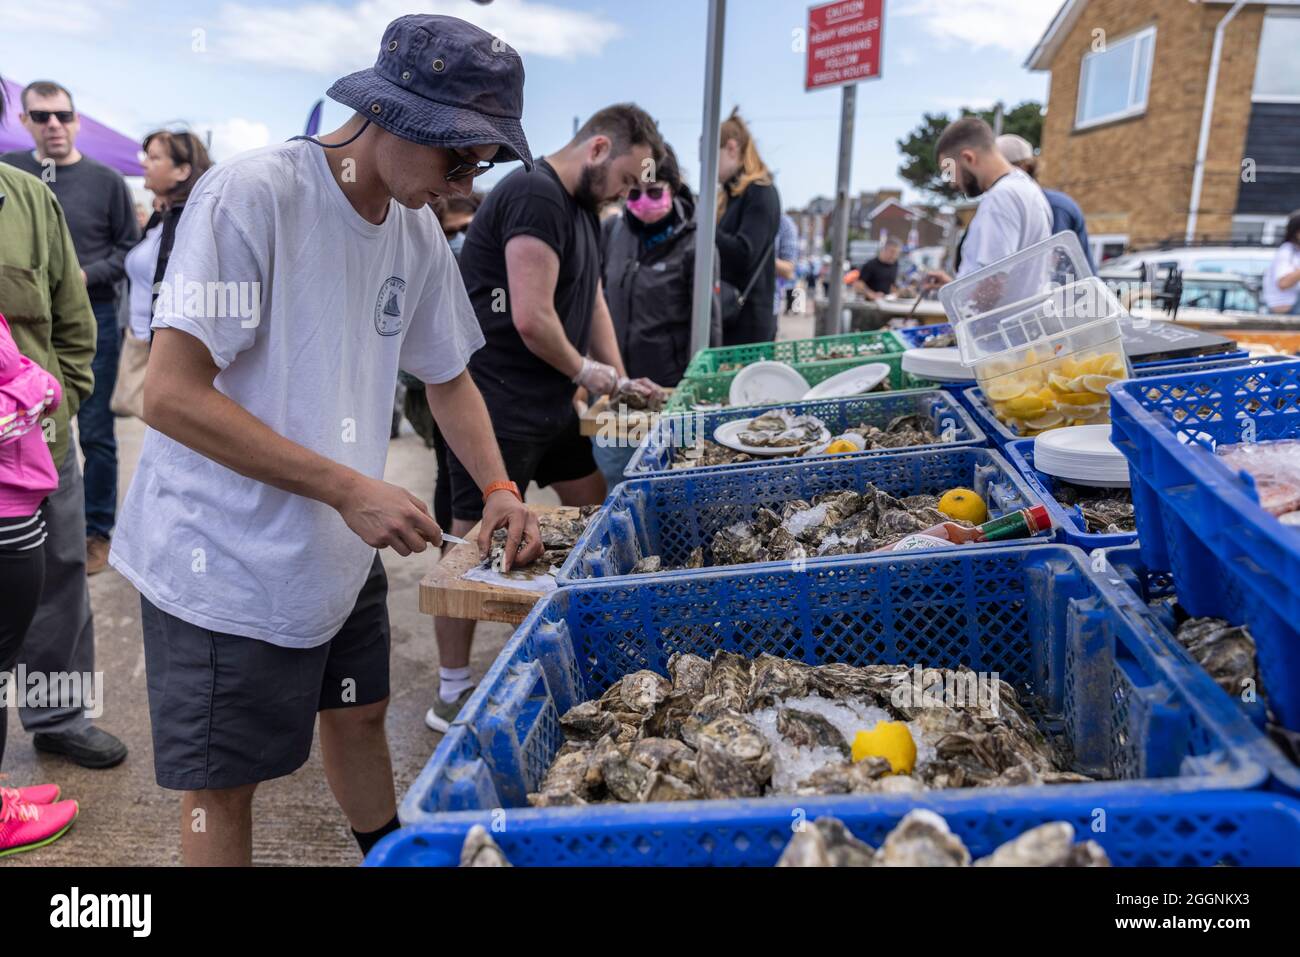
[619,670,672,714]
[974,822,1110,867]
[631,555,662,574]
[748,654,813,709]
[694,710,773,799]
[737,410,828,449]
[875,809,971,867]
[459,825,512,867]
[777,817,876,867]
[560,701,619,740]
[1174,617,1258,700]
[776,706,850,757]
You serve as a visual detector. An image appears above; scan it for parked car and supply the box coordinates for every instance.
[1103,246,1275,284]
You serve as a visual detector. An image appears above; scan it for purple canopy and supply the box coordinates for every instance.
[0,77,144,176]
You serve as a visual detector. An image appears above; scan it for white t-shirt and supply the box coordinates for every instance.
[124,220,163,340]
[1263,242,1300,312]
[957,168,1053,278]
[109,140,485,647]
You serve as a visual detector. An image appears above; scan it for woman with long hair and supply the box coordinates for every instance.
[715,108,781,345]
[114,130,213,417]
[1263,211,1300,316]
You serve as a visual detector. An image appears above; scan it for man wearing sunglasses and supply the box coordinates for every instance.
[107,15,540,865]
[1,80,136,769]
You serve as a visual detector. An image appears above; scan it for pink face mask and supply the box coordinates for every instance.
[626,188,673,223]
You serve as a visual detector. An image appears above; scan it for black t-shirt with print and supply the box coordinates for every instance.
[460,159,599,441]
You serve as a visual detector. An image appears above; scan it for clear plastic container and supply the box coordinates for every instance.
[940,231,1093,324]
[953,278,1133,436]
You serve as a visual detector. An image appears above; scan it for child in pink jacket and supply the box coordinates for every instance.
[0,312,80,856]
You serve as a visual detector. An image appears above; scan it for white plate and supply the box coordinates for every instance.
[802,362,892,400]
[1034,425,1130,487]
[712,419,832,456]
[728,361,810,407]
[900,347,971,383]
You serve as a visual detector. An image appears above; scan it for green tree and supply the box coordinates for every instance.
[897,101,1044,199]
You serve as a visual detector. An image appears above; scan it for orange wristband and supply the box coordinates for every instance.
[482,480,522,504]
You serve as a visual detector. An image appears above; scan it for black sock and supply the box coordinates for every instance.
[353,815,401,856]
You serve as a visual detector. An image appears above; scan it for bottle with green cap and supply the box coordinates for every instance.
[873,505,1052,553]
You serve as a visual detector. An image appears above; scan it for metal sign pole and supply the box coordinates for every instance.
[690,0,726,356]
[822,83,857,336]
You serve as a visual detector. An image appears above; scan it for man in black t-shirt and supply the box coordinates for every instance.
[853,237,902,301]
[429,104,666,733]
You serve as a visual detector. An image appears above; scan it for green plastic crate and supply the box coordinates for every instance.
[665,354,934,414]
[684,330,905,379]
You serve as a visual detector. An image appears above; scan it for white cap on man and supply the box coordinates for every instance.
[996,134,1035,165]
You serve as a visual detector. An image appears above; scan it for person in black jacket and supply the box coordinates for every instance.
[596,144,719,486]
[716,108,781,345]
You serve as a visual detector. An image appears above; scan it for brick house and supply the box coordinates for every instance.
[1026,0,1300,259]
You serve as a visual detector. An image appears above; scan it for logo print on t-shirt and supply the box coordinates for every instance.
[374,276,407,336]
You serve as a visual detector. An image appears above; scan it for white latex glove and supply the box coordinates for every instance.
[572,357,619,396]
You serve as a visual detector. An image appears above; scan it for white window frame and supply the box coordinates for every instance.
[1252,9,1300,104]
[1074,26,1157,130]
[1090,233,1129,264]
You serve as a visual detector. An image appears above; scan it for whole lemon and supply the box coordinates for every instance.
[937,487,988,524]
[851,721,917,775]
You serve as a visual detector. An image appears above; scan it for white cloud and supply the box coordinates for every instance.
[0,0,110,34]
[895,0,1061,56]
[199,117,272,161]
[212,0,621,74]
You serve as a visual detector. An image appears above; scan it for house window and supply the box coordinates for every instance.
[1075,27,1156,129]
[1233,215,1289,245]
[1253,12,1300,102]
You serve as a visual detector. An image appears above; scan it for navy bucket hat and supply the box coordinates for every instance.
[328,15,532,169]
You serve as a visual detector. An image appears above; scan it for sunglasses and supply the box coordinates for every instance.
[28,110,75,125]
[445,152,495,183]
[627,186,666,202]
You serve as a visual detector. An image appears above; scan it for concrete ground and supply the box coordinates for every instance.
[1,306,813,867]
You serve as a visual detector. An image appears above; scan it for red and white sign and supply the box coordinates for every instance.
[805,0,884,92]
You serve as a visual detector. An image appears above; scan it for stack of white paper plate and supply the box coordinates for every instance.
[1034,425,1130,487]
[901,347,971,383]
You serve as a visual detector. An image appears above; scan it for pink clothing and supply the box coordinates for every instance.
[0,313,62,517]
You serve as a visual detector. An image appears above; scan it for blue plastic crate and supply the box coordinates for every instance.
[1109,358,1300,732]
[965,354,1295,449]
[370,791,1300,867]
[397,544,1267,838]
[895,323,953,349]
[1096,544,1298,794]
[561,446,1047,584]
[624,389,987,480]
[1003,439,1137,552]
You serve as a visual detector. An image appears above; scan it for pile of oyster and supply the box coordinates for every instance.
[736,410,828,449]
[481,505,600,578]
[458,810,1109,867]
[634,487,973,573]
[671,412,941,470]
[1052,482,1135,534]
[527,651,1088,808]
[1174,617,1260,702]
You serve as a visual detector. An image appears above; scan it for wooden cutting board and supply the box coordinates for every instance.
[578,392,670,438]
[420,504,574,625]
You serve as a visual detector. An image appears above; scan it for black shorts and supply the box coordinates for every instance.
[139,555,391,791]
[445,413,597,523]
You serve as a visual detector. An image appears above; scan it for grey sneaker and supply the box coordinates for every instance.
[425,687,476,733]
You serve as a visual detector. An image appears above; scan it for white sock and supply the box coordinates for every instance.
[439,666,473,703]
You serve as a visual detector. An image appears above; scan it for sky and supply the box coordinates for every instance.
[0,0,1060,208]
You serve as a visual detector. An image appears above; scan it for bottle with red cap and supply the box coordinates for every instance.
[872,505,1052,553]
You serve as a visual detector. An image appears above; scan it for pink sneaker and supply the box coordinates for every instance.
[0,795,79,857]
[0,784,61,805]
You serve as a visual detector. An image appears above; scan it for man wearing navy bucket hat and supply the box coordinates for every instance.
[109,15,542,865]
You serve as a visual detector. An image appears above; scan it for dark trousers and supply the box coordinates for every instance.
[78,300,120,540]
[0,530,46,769]
[19,449,95,734]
